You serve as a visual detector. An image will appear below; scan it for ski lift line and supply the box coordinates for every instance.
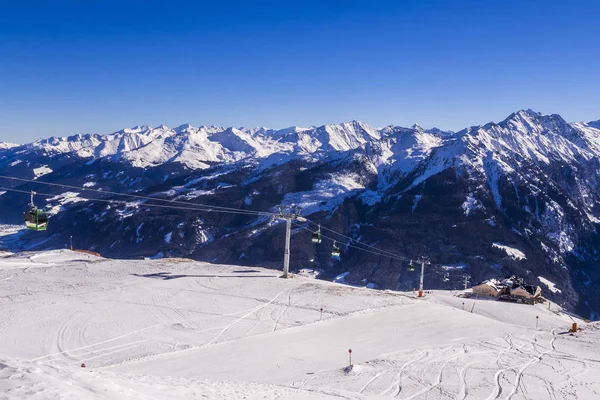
[312,228,406,261]
[0,186,268,217]
[0,175,270,216]
[2,176,440,265]
[302,218,409,261]
[0,175,427,259]
[0,187,268,217]
[291,221,409,262]
[0,175,272,218]
[303,217,405,259]
[294,222,445,269]
[3,186,438,267]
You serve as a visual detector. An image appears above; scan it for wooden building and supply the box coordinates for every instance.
[472,279,505,297]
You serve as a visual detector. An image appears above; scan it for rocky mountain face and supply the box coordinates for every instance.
[1,110,599,319]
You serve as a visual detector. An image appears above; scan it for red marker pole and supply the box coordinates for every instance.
[536,315,539,328]
[320,307,323,320]
[348,348,352,366]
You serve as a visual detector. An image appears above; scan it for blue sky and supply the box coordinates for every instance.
[1,0,599,142]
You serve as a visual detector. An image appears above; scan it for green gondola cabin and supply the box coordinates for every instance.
[24,191,49,231]
[24,207,48,231]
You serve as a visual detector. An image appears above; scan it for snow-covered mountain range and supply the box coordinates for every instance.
[1,109,599,319]
[0,120,450,170]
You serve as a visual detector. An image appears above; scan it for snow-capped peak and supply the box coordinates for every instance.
[426,127,454,135]
[6,110,600,173]
[0,142,20,149]
[174,123,195,133]
[500,109,543,129]
[499,109,575,137]
[131,125,150,131]
[313,120,380,151]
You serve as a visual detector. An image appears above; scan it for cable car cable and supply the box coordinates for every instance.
[302,218,410,261]
[0,187,271,217]
[0,175,273,217]
[0,175,430,265]
[291,221,409,262]
[2,185,435,267]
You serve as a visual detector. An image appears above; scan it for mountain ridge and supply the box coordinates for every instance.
[1,109,599,319]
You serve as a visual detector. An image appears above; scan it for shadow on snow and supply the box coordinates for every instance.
[131,271,274,280]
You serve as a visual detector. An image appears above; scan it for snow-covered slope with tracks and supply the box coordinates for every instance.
[0,253,598,399]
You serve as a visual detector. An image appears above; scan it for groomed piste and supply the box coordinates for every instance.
[1,250,599,399]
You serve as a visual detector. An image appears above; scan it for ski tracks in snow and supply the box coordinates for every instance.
[140,288,199,329]
[31,324,160,364]
[481,329,560,400]
[504,329,557,400]
[31,286,292,367]
[207,288,290,345]
[485,335,517,400]
[359,330,567,400]
[161,288,199,329]
[376,350,427,397]
[273,289,293,332]
[403,347,473,400]
[359,371,384,394]
[456,360,482,400]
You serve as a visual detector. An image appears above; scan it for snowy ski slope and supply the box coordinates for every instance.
[1,251,599,399]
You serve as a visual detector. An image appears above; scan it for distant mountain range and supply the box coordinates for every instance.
[1,109,599,319]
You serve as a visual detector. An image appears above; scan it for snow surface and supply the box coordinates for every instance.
[1,253,598,399]
[441,263,467,270]
[411,194,422,213]
[281,173,366,215]
[538,276,562,293]
[0,224,28,253]
[333,271,350,283]
[45,192,88,216]
[32,165,53,178]
[461,193,482,216]
[0,142,19,149]
[492,242,527,260]
[0,225,25,237]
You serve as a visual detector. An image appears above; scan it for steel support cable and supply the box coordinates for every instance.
[2,185,433,266]
[0,175,272,217]
[0,187,268,217]
[1,175,431,264]
[302,217,410,261]
[291,221,409,262]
